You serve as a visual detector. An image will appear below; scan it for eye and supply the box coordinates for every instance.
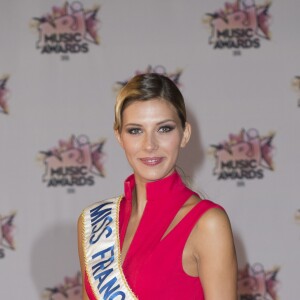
[158,125,175,133]
[127,128,142,135]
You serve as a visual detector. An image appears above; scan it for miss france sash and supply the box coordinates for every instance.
[81,196,138,300]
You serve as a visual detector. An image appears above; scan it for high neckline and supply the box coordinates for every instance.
[119,171,197,289]
[123,171,183,203]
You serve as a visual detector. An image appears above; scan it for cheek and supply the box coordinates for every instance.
[160,135,182,152]
[122,139,140,155]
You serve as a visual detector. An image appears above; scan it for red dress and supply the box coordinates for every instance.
[118,172,223,300]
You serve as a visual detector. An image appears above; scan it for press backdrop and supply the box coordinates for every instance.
[0,0,299,299]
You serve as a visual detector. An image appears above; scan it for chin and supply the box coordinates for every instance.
[135,168,174,183]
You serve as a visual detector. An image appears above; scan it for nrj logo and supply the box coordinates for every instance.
[0,212,16,259]
[39,135,106,187]
[238,263,280,300]
[203,0,271,50]
[210,128,275,180]
[114,65,183,92]
[32,1,100,55]
[43,272,82,300]
[0,75,9,114]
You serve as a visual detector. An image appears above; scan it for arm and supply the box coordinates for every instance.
[193,208,238,300]
[77,213,90,300]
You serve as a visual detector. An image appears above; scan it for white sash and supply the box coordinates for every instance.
[81,196,138,300]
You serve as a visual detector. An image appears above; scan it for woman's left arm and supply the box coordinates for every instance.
[193,207,238,300]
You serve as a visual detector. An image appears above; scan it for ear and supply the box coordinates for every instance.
[180,122,191,148]
[114,130,124,148]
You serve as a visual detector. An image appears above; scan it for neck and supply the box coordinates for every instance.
[123,171,184,219]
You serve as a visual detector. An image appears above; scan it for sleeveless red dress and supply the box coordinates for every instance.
[85,171,223,299]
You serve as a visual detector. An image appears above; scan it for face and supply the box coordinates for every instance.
[115,99,191,185]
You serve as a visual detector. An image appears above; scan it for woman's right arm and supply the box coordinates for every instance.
[77,213,90,300]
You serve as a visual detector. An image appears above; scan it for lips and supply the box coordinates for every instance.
[139,157,164,166]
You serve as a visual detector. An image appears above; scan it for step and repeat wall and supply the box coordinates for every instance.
[0,0,299,299]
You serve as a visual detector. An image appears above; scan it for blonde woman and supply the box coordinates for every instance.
[78,73,237,300]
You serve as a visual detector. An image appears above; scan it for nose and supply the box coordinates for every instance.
[143,132,158,152]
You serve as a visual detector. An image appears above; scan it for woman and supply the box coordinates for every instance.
[78,73,238,300]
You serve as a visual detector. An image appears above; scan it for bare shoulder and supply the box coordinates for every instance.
[190,202,235,257]
[185,195,231,232]
[189,202,238,299]
[197,204,231,231]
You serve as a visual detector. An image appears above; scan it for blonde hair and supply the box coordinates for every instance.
[114,73,187,132]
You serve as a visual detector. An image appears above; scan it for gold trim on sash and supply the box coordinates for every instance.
[82,196,138,299]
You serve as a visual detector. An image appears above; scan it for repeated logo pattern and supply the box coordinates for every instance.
[114,65,183,92]
[204,0,271,50]
[43,272,82,300]
[39,135,106,187]
[0,212,16,258]
[0,75,9,114]
[238,263,280,300]
[32,1,100,54]
[210,128,275,180]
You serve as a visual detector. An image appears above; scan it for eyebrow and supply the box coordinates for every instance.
[123,123,142,127]
[157,119,177,125]
[123,119,177,127]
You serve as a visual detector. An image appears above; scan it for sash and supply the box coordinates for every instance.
[81,196,138,300]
